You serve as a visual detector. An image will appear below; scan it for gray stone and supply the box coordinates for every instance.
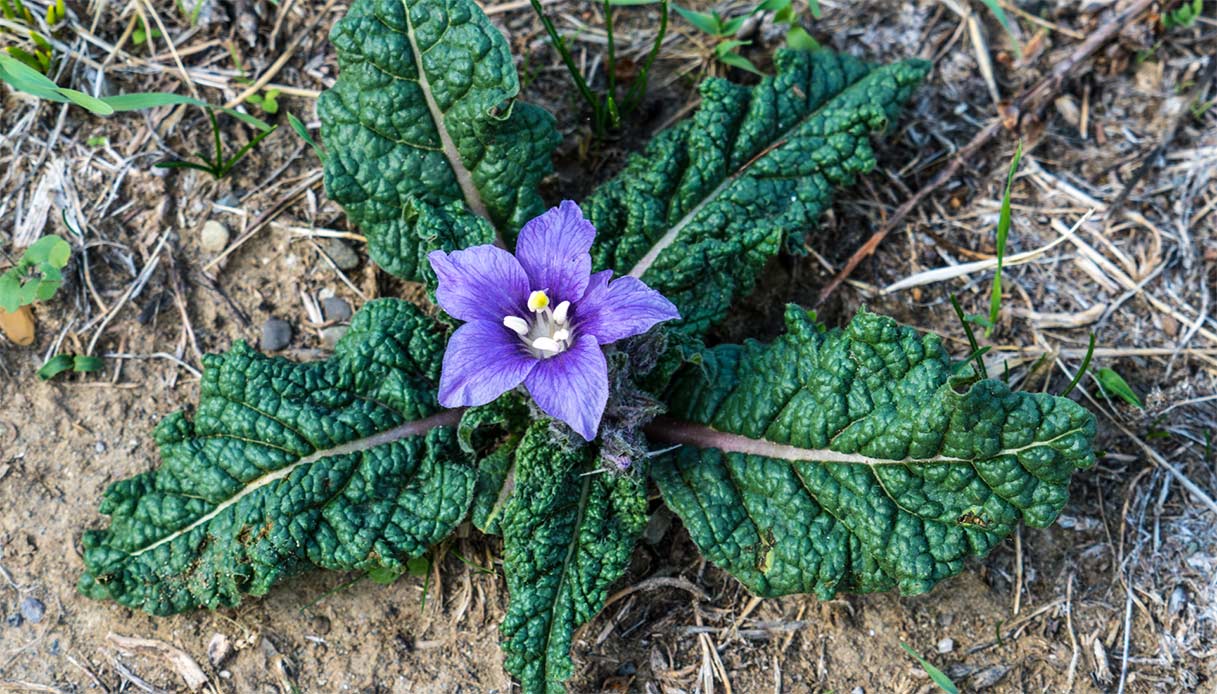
[19,597,45,624]
[322,239,360,271]
[260,318,292,351]
[200,220,230,253]
[322,297,352,322]
[5,613,22,628]
[937,637,954,654]
[321,325,348,350]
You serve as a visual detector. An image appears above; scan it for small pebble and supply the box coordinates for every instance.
[19,597,45,624]
[937,637,954,654]
[208,633,233,667]
[1169,585,1188,615]
[311,615,332,636]
[260,318,292,351]
[5,613,22,628]
[322,297,352,322]
[321,326,348,350]
[851,688,865,694]
[200,220,231,253]
[215,193,240,207]
[94,441,107,453]
[322,239,360,271]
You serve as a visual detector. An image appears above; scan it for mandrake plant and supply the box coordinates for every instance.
[78,0,1097,691]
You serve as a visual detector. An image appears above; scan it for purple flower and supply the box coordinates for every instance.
[427,201,679,441]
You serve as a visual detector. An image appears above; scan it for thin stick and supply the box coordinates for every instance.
[815,0,1156,306]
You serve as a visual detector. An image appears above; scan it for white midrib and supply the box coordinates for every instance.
[127,408,464,558]
[401,1,493,225]
[646,416,1087,467]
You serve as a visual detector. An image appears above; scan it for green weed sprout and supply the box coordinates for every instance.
[529,0,669,137]
[1162,0,1203,28]
[2,0,65,74]
[0,235,71,314]
[155,108,278,179]
[675,0,821,75]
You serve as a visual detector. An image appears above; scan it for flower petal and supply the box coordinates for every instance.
[438,320,536,407]
[574,270,681,344]
[514,200,595,302]
[428,246,529,323]
[525,335,608,441]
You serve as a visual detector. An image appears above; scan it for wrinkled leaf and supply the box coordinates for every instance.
[319,0,561,283]
[79,300,475,614]
[653,306,1096,598]
[501,424,647,694]
[584,50,929,336]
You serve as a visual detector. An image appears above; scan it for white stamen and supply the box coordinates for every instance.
[531,337,562,353]
[553,300,570,324]
[503,315,529,336]
[553,328,570,343]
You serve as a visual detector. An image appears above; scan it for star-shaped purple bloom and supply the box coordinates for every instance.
[427,200,680,441]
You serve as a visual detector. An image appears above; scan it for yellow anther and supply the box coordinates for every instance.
[528,290,550,312]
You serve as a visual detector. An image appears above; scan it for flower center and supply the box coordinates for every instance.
[503,290,573,359]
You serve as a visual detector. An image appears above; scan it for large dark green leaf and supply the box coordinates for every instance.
[79,300,474,614]
[500,424,647,694]
[651,306,1096,598]
[584,50,929,336]
[319,0,561,281]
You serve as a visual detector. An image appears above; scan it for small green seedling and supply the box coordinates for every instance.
[1096,367,1143,408]
[245,88,281,114]
[899,642,959,694]
[757,0,820,51]
[674,4,763,75]
[155,108,278,180]
[977,0,1020,56]
[0,235,71,314]
[2,0,64,74]
[131,16,161,46]
[38,353,104,380]
[288,112,325,161]
[987,141,1023,337]
[529,0,669,137]
[1162,0,1203,28]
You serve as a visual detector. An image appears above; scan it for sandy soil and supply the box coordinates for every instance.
[1,0,1215,692]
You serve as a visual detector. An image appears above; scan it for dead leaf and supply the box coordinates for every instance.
[0,305,36,346]
[106,632,209,691]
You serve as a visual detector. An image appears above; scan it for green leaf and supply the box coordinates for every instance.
[500,425,647,694]
[785,25,820,51]
[73,355,104,372]
[78,299,476,614]
[37,354,75,380]
[900,642,959,694]
[318,0,561,284]
[1095,367,1142,408]
[673,5,723,35]
[716,47,764,76]
[584,50,929,336]
[367,565,405,584]
[25,234,71,266]
[0,273,21,313]
[987,141,1021,336]
[651,306,1096,598]
[0,53,114,114]
[977,0,1020,55]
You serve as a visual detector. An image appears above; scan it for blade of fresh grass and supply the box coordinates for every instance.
[986,140,1022,337]
[899,642,959,694]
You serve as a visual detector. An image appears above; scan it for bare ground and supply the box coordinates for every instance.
[1,0,1215,692]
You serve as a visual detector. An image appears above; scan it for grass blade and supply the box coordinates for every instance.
[986,140,1022,336]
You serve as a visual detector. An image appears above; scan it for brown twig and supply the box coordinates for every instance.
[815,0,1157,307]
